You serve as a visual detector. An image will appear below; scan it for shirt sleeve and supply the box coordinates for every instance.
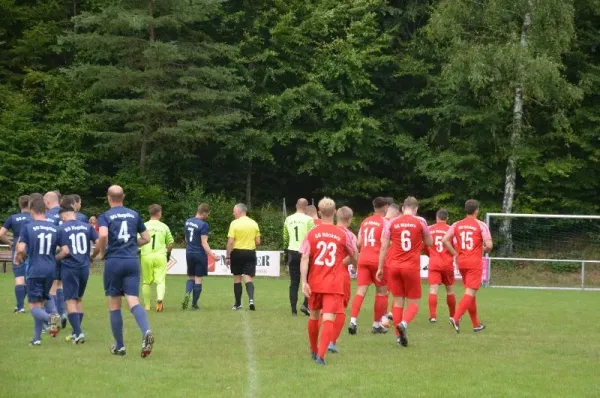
[165,227,174,245]
[382,220,392,240]
[255,221,261,237]
[307,217,315,230]
[227,222,235,239]
[19,227,29,245]
[201,223,209,237]
[299,237,311,256]
[446,223,457,238]
[344,230,356,256]
[89,225,99,242]
[3,217,12,230]
[479,221,492,241]
[98,214,108,228]
[57,228,67,247]
[137,215,146,233]
[418,218,432,241]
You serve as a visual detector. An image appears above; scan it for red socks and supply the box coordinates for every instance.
[402,303,419,324]
[428,294,437,319]
[392,306,403,336]
[447,293,456,318]
[374,295,387,322]
[468,296,479,327]
[332,313,345,345]
[318,320,334,359]
[453,294,474,322]
[350,294,365,318]
[308,319,319,355]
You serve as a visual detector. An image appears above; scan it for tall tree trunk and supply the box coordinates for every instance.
[499,4,531,255]
[139,0,155,176]
[246,160,252,211]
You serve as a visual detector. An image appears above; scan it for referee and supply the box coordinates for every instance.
[225,203,260,311]
[283,198,314,316]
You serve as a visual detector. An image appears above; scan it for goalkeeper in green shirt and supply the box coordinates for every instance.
[140,204,174,312]
[283,198,315,316]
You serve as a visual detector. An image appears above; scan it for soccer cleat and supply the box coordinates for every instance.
[110,344,126,356]
[348,323,357,335]
[141,330,154,358]
[327,342,339,353]
[42,322,49,334]
[182,293,191,310]
[49,313,61,338]
[249,300,256,311]
[156,301,163,312]
[61,314,68,329]
[387,313,393,321]
[29,340,41,347]
[14,307,25,314]
[231,305,243,311]
[300,305,310,317]
[311,352,317,361]
[396,337,402,347]
[291,310,298,316]
[65,333,76,343]
[191,304,199,310]
[73,333,85,344]
[429,318,437,323]
[397,323,408,347]
[371,325,388,334]
[449,317,460,333]
[473,324,486,333]
[315,357,326,366]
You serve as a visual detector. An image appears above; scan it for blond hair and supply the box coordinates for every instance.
[318,197,336,217]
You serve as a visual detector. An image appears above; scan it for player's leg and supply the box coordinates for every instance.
[373,264,389,333]
[122,260,154,357]
[243,251,257,310]
[28,277,52,345]
[443,271,456,319]
[231,251,244,309]
[154,256,167,312]
[450,268,480,333]
[387,268,405,345]
[104,261,126,354]
[288,251,301,315]
[464,269,484,331]
[62,267,81,341]
[317,295,343,364]
[75,267,89,341]
[140,255,153,311]
[428,270,441,322]
[183,253,195,309]
[329,282,350,352]
[307,295,321,360]
[13,257,27,313]
[349,263,370,334]
[191,255,207,309]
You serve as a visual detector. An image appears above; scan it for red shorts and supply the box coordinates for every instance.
[459,268,482,290]
[309,293,345,314]
[428,269,455,286]
[387,268,421,299]
[357,262,386,287]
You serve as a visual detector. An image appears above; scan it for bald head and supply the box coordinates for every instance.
[107,185,125,206]
[296,198,308,213]
[44,191,59,210]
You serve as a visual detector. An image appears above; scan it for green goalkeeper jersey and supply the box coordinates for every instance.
[283,213,315,251]
[140,219,174,257]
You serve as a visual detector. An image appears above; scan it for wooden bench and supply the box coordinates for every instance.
[0,250,12,273]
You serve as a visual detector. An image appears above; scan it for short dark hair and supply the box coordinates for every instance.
[372,197,390,209]
[465,199,480,215]
[403,196,419,209]
[436,209,449,221]
[197,203,210,215]
[59,205,75,215]
[61,195,77,211]
[18,195,30,210]
[29,198,46,214]
[72,194,81,203]
[149,204,162,216]
[28,193,43,208]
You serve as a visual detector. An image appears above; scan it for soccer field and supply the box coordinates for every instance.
[1,274,598,397]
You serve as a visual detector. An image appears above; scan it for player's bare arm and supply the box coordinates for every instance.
[255,236,261,247]
[483,238,493,253]
[300,254,311,298]
[442,231,458,257]
[423,230,433,247]
[137,230,150,247]
[97,226,109,258]
[91,238,101,261]
[14,241,26,265]
[201,235,218,260]
[225,237,234,267]
[55,245,70,262]
[0,227,12,245]
[376,236,390,281]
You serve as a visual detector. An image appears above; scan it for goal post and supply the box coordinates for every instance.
[484,213,600,291]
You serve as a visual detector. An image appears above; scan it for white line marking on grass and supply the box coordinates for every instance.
[242,311,258,398]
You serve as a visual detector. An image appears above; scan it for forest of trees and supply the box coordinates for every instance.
[1,0,599,227]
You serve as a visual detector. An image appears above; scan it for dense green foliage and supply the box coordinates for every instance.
[1,0,599,226]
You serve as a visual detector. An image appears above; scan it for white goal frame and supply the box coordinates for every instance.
[485,213,600,291]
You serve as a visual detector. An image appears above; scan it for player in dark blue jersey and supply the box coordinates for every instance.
[0,195,32,313]
[97,185,154,357]
[73,194,89,223]
[182,203,219,310]
[56,205,99,344]
[45,191,68,327]
[15,197,61,345]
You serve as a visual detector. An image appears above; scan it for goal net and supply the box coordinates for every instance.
[485,213,600,290]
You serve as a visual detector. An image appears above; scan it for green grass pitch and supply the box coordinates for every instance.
[0,273,598,397]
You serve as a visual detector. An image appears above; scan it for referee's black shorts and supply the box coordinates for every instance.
[231,249,257,277]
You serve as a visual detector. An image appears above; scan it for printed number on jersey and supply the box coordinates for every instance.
[435,235,444,253]
[401,230,411,251]
[314,241,337,267]
[363,227,376,247]
[37,233,53,255]
[118,221,131,242]
[460,231,473,250]
[68,232,88,255]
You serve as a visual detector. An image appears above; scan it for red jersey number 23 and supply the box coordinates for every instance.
[315,241,337,267]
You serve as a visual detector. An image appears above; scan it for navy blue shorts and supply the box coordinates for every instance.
[103,258,140,297]
[27,276,53,303]
[12,257,27,278]
[186,252,208,277]
[54,261,62,281]
[62,267,89,300]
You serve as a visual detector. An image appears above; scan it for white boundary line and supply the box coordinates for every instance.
[490,285,600,291]
[242,311,258,398]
